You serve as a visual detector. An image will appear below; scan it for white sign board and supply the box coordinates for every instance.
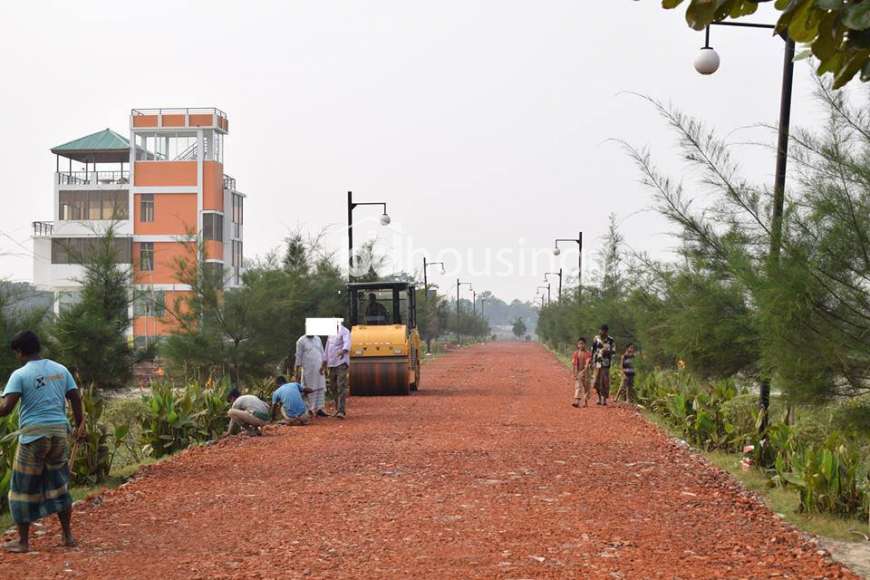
[305,318,343,336]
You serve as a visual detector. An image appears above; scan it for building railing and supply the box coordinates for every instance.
[223,174,237,191]
[57,171,130,186]
[33,221,53,237]
[131,107,227,120]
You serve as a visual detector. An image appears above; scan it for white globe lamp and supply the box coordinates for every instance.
[380,213,391,226]
[553,247,561,256]
[694,47,720,75]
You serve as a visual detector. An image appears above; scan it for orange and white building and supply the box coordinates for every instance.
[33,107,246,349]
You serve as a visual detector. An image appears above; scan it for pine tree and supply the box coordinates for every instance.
[51,228,133,390]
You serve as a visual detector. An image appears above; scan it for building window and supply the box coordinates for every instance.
[51,238,132,264]
[134,131,198,161]
[231,240,243,284]
[58,191,129,221]
[134,290,165,317]
[134,335,162,352]
[231,193,243,238]
[204,261,223,283]
[203,213,223,242]
[140,242,154,272]
[56,291,81,313]
[140,194,155,223]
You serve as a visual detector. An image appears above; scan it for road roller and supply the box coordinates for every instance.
[348,281,422,396]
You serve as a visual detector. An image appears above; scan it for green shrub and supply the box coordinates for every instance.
[193,383,230,441]
[778,435,868,518]
[791,417,829,450]
[141,383,197,458]
[829,393,870,440]
[721,393,758,447]
[70,387,129,485]
[139,382,230,459]
[638,371,744,451]
[103,397,149,468]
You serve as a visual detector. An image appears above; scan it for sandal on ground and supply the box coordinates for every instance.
[3,541,29,553]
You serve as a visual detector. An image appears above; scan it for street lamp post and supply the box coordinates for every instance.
[347,190,391,281]
[554,232,582,298]
[537,284,551,306]
[471,289,477,315]
[422,257,445,302]
[545,269,563,301]
[456,279,472,344]
[691,19,795,434]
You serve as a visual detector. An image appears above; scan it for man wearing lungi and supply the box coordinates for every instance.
[0,331,85,553]
[294,333,327,417]
[591,324,616,407]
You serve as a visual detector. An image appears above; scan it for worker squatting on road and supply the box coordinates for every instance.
[225,389,271,437]
[0,331,86,554]
[271,376,313,426]
[221,376,313,436]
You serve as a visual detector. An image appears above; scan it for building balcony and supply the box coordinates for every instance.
[131,107,228,133]
[57,170,130,187]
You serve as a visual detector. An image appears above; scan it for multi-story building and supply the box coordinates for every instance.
[33,107,246,349]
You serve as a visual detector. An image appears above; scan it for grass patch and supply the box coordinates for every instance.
[705,450,865,542]
[641,408,866,542]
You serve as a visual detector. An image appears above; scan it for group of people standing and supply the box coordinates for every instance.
[571,324,636,408]
[224,321,353,436]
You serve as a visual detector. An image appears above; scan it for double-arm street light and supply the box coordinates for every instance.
[347,191,391,281]
[689,8,795,433]
[554,232,582,298]
[422,257,446,302]
[545,269,563,301]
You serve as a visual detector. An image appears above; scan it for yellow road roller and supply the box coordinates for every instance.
[348,281,422,396]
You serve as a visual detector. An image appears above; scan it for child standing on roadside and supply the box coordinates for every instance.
[571,338,592,408]
[619,343,637,403]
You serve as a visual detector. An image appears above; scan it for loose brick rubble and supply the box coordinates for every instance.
[0,343,856,578]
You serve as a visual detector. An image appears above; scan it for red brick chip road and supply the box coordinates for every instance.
[0,343,856,579]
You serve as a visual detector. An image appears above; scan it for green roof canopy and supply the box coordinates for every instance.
[51,128,130,163]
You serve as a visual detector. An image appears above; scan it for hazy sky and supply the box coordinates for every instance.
[0,1,823,301]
